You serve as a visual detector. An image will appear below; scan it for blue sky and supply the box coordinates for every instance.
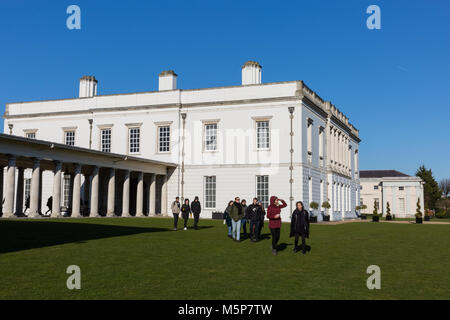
[0,0,449,180]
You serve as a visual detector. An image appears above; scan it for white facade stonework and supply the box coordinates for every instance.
[3,62,361,221]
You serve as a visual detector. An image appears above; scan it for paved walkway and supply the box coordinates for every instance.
[315,219,450,225]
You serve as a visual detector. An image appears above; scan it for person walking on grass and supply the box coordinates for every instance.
[223,200,234,238]
[230,197,244,242]
[247,198,264,242]
[241,199,248,238]
[290,201,310,254]
[171,197,181,230]
[181,198,191,230]
[191,196,201,230]
[267,196,287,255]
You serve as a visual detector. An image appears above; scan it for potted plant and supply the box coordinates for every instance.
[309,202,319,223]
[360,204,368,220]
[321,201,331,222]
[385,202,392,221]
[415,198,423,224]
[372,200,380,222]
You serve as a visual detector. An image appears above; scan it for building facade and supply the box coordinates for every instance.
[3,61,361,221]
[359,170,424,218]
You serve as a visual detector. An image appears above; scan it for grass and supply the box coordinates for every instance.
[0,217,449,300]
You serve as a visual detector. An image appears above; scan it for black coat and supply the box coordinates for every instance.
[246,204,264,222]
[191,201,201,214]
[181,204,191,219]
[290,209,310,238]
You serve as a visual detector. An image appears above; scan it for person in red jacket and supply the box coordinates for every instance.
[266,196,287,255]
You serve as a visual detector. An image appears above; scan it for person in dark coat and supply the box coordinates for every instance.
[24,196,30,214]
[240,199,248,238]
[181,199,191,230]
[229,197,244,242]
[223,200,234,238]
[247,198,264,242]
[266,196,287,255]
[290,201,310,254]
[191,196,201,230]
[45,196,53,215]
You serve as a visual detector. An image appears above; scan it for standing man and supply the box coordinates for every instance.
[191,196,201,230]
[241,199,248,238]
[267,196,287,255]
[247,198,264,242]
[230,197,244,242]
[171,197,181,231]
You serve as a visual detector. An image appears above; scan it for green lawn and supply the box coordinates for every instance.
[0,218,449,300]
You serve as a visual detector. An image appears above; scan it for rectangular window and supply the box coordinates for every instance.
[63,175,71,208]
[24,178,31,202]
[204,123,218,151]
[26,132,36,139]
[256,121,270,149]
[158,126,170,153]
[101,128,112,153]
[129,127,140,153]
[374,185,379,190]
[256,175,269,209]
[398,198,406,215]
[374,198,380,211]
[64,131,75,146]
[399,186,404,191]
[204,176,216,209]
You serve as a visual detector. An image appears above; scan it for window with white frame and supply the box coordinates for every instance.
[26,132,36,139]
[204,176,216,209]
[101,128,112,153]
[256,120,270,149]
[64,131,75,146]
[204,123,218,151]
[129,127,140,154]
[63,175,71,208]
[158,126,170,153]
[24,178,31,202]
[256,175,269,208]
[307,119,313,163]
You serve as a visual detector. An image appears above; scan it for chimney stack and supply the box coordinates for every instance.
[159,70,177,91]
[242,61,262,85]
[79,76,98,98]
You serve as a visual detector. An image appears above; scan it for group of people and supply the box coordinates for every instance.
[170,194,311,255]
[224,195,311,255]
[171,196,202,230]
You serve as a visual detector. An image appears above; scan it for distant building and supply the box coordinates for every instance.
[359,170,424,218]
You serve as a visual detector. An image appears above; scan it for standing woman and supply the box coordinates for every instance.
[266,196,287,255]
[181,198,191,230]
[290,201,310,254]
[223,200,234,238]
[191,196,202,230]
[241,199,248,238]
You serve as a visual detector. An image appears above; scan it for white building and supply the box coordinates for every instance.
[359,170,424,218]
[2,61,361,221]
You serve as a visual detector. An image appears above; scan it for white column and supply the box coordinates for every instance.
[15,168,24,216]
[136,172,144,217]
[161,174,168,216]
[90,167,99,217]
[329,128,334,165]
[122,170,130,217]
[51,161,62,218]
[0,165,3,216]
[106,168,115,217]
[71,164,82,218]
[3,156,16,218]
[29,158,41,218]
[149,174,156,216]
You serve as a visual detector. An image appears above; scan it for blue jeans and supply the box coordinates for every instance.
[231,219,241,240]
[241,218,247,234]
[227,226,232,236]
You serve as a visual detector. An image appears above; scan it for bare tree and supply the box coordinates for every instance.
[439,179,450,197]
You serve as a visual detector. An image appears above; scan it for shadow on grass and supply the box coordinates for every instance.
[0,220,171,254]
